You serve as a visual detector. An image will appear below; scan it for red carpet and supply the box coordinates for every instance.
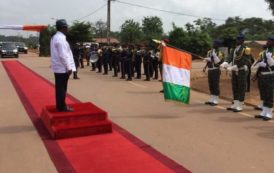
[2,61,191,173]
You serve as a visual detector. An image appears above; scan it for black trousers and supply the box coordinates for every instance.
[208,69,221,96]
[135,60,142,78]
[54,73,69,111]
[232,70,247,102]
[152,59,159,79]
[261,74,274,108]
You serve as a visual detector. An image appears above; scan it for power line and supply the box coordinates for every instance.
[115,0,226,22]
[74,3,107,22]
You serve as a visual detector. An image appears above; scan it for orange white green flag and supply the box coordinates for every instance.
[162,45,192,104]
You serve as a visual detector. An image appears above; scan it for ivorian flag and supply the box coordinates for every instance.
[162,45,192,104]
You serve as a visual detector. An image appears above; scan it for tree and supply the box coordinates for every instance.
[92,20,108,38]
[142,16,163,44]
[39,25,55,57]
[168,23,212,57]
[266,0,274,15]
[120,19,142,44]
[69,21,93,44]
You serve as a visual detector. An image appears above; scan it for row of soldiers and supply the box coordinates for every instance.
[204,35,274,121]
[72,43,164,82]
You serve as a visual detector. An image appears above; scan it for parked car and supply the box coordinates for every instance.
[0,42,19,58]
[16,42,28,54]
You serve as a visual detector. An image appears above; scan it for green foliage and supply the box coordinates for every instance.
[92,20,108,38]
[266,0,274,15]
[168,22,212,57]
[39,25,55,57]
[142,16,163,44]
[69,21,93,44]
[120,19,143,44]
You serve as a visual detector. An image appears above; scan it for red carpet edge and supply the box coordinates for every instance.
[2,60,191,173]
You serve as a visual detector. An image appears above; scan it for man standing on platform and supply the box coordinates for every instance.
[50,19,76,112]
[220,35,252,112]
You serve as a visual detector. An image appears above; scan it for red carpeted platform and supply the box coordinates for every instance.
[40,102,112,139]
[2,61,191,173]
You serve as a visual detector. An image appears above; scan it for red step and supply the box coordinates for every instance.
[52,120,112,139]
[40,102,112,139]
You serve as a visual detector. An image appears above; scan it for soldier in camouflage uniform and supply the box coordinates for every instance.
[254,37,274,121]
[220,35,252,112]
[204,40,224,106]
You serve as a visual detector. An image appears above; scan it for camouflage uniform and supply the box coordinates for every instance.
[205,48,224,105]
[254,47,274,120]
[222,44,252,112]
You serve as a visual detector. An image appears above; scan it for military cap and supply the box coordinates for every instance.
[213,39,222,46]
[56,19,68,29]
[236,34,245,40]
[268,36,274,41]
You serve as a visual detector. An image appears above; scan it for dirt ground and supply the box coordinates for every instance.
[191,60,260,106]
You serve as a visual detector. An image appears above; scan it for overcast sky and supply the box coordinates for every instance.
[0,0,273,37]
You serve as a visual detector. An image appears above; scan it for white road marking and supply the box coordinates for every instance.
[195,101,274,123]
[128,81,147,88]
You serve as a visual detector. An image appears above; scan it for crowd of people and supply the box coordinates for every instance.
[203,35,274,121]
[70,42,164,84]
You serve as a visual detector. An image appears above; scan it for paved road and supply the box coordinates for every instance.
[1,53,274,173]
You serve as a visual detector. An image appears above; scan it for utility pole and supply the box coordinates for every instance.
[107,0,111,45]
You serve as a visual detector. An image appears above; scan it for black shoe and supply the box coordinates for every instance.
[233,109,242,112]
[227,107,235,111]
[159,90,164,93]
[126,78,132,81]
[205,101,212,105]
[209,103,218,106]
[73,77,80,79]
[135,77,141,79]
[254,115,264,119]
[144,79,150,81]
[254,106,262,110]
[112,75,118,77]
[263,117,272,121]
[58,106,74,112]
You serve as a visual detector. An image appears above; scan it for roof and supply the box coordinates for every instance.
[95,38,120,44]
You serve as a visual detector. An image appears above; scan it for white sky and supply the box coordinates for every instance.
[0,0,273,37]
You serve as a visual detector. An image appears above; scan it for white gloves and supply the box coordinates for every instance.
[227,65,238,71]
[204,57,211,62]
[266,52,272,59]
[220,62,229,68]
[258,61,267,68]
[212,51,221,63]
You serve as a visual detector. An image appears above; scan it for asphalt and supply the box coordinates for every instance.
[1,53,274,173]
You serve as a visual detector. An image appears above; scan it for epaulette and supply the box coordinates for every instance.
[244,47,251,55]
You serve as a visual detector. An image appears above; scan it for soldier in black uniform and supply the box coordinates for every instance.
[254,37,274,121]
[220,35,252,112]
[125,45,133,81]
[151,48,160,80]
[134,46,143,79]
[72,43,81,79]
[102,47,110,75]
[112,46,119,77]
[96,46,103,73]
[144,47,152,81]
[120,46,127,79]
[204,40,224,105]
